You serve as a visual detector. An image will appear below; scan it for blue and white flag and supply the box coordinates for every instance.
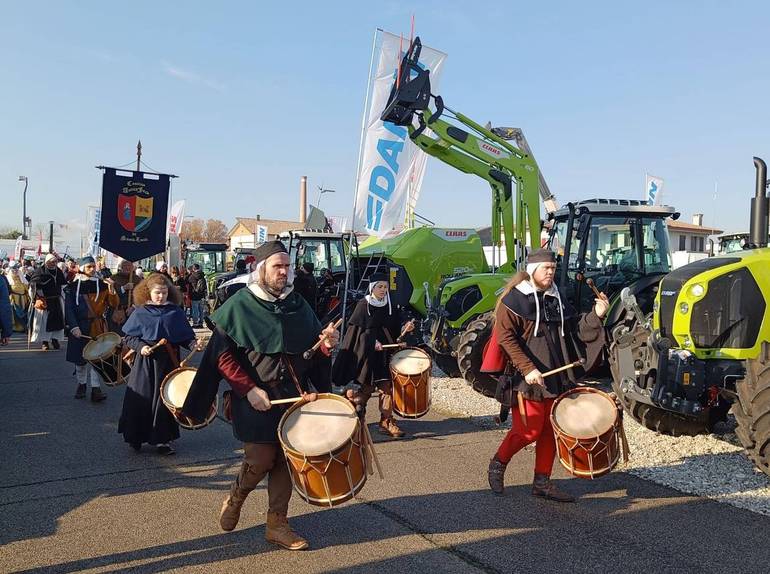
[645,174,664,205]
[353,31,447,237]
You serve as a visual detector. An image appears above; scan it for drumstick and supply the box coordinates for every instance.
[302,318,344,360]
[541,359,585,378]
[270,396,305,405]
[584,277,604,300]
[363,422,385,480]
[146,338,168,354]
[380,343,407,349]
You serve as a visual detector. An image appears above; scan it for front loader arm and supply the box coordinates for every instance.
[381,37,541,271]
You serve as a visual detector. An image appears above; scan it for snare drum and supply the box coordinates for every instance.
[550,387,623,479]
[389,347,432,418]
[83,332,131,387]
[159,367,218,430]
[279,393,367,507]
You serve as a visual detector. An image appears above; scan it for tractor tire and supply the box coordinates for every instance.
[457,312,498,398]
[610,378,730,437]
[734,347,770,477]
[432,352,461,378]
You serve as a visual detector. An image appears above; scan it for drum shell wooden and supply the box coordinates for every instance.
[278,393,367,507]
[83,333,131,387]
[159,367,218,430]
[389,347,432,419]
[550,387,621,479]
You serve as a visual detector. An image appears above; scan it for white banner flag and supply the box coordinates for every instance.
[14,235,23,260]
[168,200,185,235]
[353,31,447,237]
[257,225,268,244]
[645,174,664,205]
[87,206,102,258]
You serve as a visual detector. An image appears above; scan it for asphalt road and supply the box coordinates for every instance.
[1,335,769,574]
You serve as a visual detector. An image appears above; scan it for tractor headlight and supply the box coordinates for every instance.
[679,302,689,314]
[688,283,705,298]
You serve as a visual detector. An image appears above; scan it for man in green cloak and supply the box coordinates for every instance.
[183,240,338,551]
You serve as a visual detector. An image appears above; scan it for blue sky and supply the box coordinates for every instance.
[2,1,769,244]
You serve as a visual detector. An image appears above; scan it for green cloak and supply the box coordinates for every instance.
[211,287,321,354]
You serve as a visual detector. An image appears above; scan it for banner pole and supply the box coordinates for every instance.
[341,27,380,341]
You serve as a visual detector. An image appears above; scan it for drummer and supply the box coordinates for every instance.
[64,256,120,403]
[118,273,197,454]
[181,240,339,551]
[332,273,415,438]
[484,249,607,502]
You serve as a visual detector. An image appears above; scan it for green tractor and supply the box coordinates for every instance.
[610,157,770,477]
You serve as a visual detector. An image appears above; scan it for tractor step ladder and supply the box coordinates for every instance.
[356,251,386,291]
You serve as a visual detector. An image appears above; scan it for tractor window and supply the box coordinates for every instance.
[641,217,672,273]
[328,241,346,274]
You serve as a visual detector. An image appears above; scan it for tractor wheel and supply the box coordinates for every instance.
[610,378,730,437]
[734,345,770,477]
[432,352,461,378]
[457,312,498,398]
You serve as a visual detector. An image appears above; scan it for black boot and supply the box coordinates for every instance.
[51,338,60,350]
[487,457,507,494]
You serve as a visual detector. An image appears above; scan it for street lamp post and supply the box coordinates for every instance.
[18,176,28,240]
[316,187,336,209]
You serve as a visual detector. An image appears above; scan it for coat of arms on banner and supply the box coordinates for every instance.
[118,181,154,232]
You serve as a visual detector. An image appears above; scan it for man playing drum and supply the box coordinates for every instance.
[332,273,415,438]
[484,249,607,502]
[64,256,120,402]
[182,240,339,551]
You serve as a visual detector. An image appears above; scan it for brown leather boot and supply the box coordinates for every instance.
[219,485,250,532]
[74,384,86,399]
[487,457,507,495]
[265,512,309,550]
[532,474,576,503]
[378,418,405,438]
[90,387,107,403]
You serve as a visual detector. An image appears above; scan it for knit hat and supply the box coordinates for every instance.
[254,240,288,264]
[44,253,57,264]
[78,256,96,266]
[525,248,556,277]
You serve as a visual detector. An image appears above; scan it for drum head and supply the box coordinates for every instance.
[553,391,616,439]
[281,397,357,457]
[163,369,196,409]
[83,332,121,360]
[390,348,431,375]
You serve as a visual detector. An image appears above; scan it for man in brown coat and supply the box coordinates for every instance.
[486,248,608,501]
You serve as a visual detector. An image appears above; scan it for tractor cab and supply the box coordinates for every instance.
[547,199,677,321]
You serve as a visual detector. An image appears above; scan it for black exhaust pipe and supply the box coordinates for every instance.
[749,157,768,248]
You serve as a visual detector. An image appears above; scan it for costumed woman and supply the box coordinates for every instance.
[118,272,197,455]
[482,249,608,502]
[332,273,415,438]
[6,261,29,333]
[64,256,120,402]
[29,253,67,350]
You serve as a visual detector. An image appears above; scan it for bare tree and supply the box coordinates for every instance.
[180,219,205,243]
[204,219,229,243]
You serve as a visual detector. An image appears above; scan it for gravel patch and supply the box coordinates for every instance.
[429,366,770,516]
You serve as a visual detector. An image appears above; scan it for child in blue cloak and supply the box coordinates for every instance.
[118,272,198,454]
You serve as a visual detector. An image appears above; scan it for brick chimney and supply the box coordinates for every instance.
[300,176,307,225]
[692,213,704,226]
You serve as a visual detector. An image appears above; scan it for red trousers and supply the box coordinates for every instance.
[495,397,556,476]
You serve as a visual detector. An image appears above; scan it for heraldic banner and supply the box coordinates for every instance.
[99,168,170,261]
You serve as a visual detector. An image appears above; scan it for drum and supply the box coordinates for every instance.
[83,332,131,387]
[279,393,367,507]
[389,347,432,418]
[159,367,218,430]
[550,387,623,479]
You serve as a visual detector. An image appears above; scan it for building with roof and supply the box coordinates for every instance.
[228,217,305,249]
[668,213,722,268]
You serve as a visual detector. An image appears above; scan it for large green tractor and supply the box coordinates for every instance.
[610,157,770,477]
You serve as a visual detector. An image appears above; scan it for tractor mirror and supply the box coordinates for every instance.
[575,214,590,240]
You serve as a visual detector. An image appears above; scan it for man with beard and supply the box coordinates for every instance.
[64,256,120,402]
[29,253,68,350]
[108,259,140,334]
[182,240,339,551]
